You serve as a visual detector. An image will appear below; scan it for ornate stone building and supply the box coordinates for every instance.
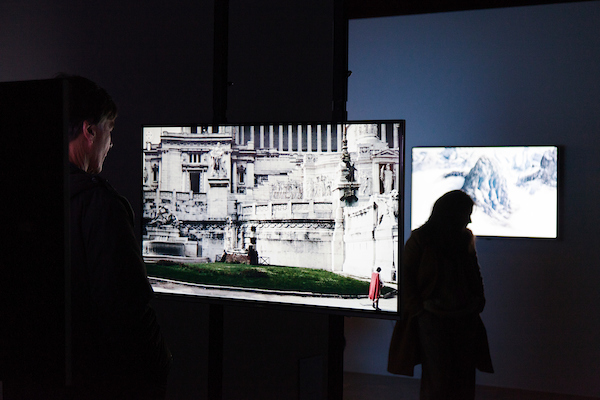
[142,122,402,282]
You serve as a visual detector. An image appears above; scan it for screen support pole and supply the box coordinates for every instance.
[328,314,344,400]
[209,1,228,396]
[208,304,224,400]
[213,0,230,125]
[330,3,347,398]
[332,0,349,123]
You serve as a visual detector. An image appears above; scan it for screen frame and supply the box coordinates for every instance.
[141,119,405,319]
[410,144,561,240]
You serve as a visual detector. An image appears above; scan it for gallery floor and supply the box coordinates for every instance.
[343,372,599,400]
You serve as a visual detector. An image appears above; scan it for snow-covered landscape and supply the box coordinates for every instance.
[411,146,558,238]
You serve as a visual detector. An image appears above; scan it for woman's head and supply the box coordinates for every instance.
[428,190,475,230]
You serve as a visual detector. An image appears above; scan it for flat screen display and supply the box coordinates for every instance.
[411,146,558,238]
[142,120,403,314]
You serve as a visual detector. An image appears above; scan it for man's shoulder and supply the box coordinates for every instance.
[70,172,112,198]
[70,165,117,198]
[69,165,134,222]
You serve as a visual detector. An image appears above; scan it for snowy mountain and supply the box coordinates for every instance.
[411,146,558,237]
[516,148,558,188]
[461,156,512,219]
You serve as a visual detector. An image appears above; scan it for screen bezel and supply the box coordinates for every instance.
[141,119,404,318]
[410,145,560,240]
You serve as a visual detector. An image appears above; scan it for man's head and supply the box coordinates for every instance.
[63,75,118,173]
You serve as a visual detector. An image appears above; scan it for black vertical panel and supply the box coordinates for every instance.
[0,79,68,398]
[327,315,344,400]
[213,0,230,124]
[332,0,349,122]
[227,0,334,123]
[208,304,224,400]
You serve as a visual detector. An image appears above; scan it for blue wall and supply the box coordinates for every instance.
[344,1,600,396]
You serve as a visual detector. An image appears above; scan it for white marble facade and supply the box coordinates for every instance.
[142,122,401,282]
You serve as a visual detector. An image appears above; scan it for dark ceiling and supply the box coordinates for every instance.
[345,0,595,18]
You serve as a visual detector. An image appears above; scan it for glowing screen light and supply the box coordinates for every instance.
[411,146,558,238]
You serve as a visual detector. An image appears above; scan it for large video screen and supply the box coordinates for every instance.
[411,146,558,238]
[142,120,403,314]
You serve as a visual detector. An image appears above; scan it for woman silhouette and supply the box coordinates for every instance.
[388,190,493,399]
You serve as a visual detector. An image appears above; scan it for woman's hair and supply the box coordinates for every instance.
[422,190,475,254]
[427,190,475,227]
[58,74,118,142]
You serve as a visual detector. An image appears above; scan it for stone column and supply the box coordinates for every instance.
[232,161,238,193]
[288,125,293,152]
[162,148,183,192]
[317,125,322,153]
[249,126,255,150]
[297,124,303,152]
[279,125,284,152]
[393,123,400,149]
[331,204,344,271]
[182,170,189,192]
[247,162,255,194]
[259,125,265,149]
[327,124,332,152]
[269,125,274,149]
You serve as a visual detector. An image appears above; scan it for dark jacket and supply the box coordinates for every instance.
[70,164,171,390]
[388,226,493,376]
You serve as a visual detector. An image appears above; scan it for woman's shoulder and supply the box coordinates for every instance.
[409,225,432,241]
[405,226,433,251]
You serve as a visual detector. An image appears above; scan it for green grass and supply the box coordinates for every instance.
[146,261,394,297]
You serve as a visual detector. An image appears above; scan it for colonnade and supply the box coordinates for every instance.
[231,123,402,153]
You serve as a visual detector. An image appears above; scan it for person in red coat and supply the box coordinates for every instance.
[369,267,383,310]
[388,190,493,399]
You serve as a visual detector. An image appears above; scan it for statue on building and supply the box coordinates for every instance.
[152,164,159,182]
[345,161,356,183]
[360,172,372,196]
[148,205,178,227]
[339,125,359,204]
[209,144,226,178]
[225,216,237,252]
[237,164,246,184]
[380,164,395,194]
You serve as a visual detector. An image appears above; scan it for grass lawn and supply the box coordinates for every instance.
[146,261,395,297]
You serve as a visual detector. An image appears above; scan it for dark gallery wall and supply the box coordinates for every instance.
[344,1,600,397]
[1,0,335,399]
[0,0,334,240]
[0,0,215,210]
[1,1,215,397]
[226,0,334,122]
[3,0,600,398]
